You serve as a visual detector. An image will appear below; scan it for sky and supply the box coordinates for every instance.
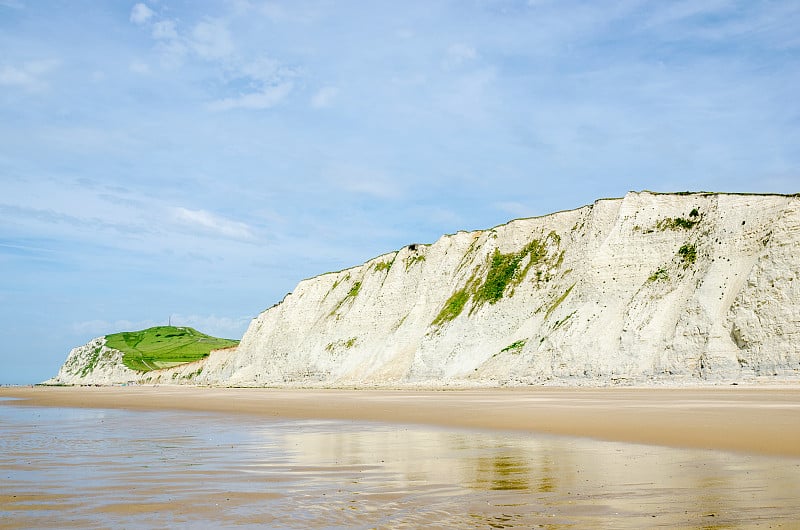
[1,0,798,384]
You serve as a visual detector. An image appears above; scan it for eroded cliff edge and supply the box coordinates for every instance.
[50,191,800,386]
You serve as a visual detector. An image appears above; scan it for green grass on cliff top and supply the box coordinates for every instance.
[104,326,239,372]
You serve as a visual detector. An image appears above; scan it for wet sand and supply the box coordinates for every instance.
[3,387,800,527]
[2,385,800,457]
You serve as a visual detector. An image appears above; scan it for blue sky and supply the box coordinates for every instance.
[1,0,798,384]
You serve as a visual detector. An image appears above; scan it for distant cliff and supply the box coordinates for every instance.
[49,191,800,386]
[45,327,237,386]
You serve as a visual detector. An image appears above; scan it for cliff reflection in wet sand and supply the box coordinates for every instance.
[285,425,800,527]
[5,402,797,528]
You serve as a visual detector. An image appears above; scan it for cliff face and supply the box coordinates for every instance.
[50,192,800,386]
[45,338,141,385]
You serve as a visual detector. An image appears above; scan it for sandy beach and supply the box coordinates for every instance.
[4,385,800,527]
[3,385,800,457]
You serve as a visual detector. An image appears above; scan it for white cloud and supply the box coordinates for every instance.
[169,314,252,338]
[0,65,35,86]
[643,0,733,29]
[172,207,254,239]
[260,2,287,21]
[239,57,281,81]
[208,82,293,111]
[0,59,57,91]
[129,60,150,74]
[190,19,234,59]
[443,43,477,68]
[258,2,322,23]
[134,15,184,67]
[130,3,155,25]
[72,314,251,340]
[72,318,161,337]
[439,67,497,121]
[331,166,403,200]
[152,19,179,41]
[494,201,531,218]
[23,59,56,75]
[311,86,338,108]
[155,39,188,69]
[128,9,295,107]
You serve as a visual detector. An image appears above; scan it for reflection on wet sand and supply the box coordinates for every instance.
[2,403,800,528]
[271,418,800,527]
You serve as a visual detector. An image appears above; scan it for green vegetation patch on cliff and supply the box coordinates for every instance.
[678,243,697,267]
[80,343,106,377]
[545,283,576,320]
[432,288,470,326]
[330,280,363,316]
[647,267,669,282]
[374,260,393,272]
[656,216,698,231]
[404,254,426,271]
[105,326,239,372]
[347,281,362,298]
[432,232,562,327]
[500,339,527,354]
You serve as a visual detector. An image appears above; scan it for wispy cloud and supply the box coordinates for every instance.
[72,318,162,337]
[208,82,293,111]
[260,2,290,21]
[493,201,531,218]
[130,3,155,25]
[208,57,299,110]
[172,207,254,240]
[339,176,403,200]
[72,314,251,339]
[152,19,179,41]
[0,202,151,236]
[443,43,477,69]
[170,314,253,338]
[642,0,734,30]
[130,8,296,110]
[438,67,497,122]
[258,2,323,23]
[0,240,57,261]
[129,60,150,74]
[0,60,58,91]
[190,18,234,60]
[311,86,338,108]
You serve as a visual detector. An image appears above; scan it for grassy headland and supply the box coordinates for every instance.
[104,326,239,372]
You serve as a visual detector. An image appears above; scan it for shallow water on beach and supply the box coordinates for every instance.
[2,401,799,529]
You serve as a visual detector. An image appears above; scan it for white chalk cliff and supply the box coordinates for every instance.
[46,337,141,385]
[50,191,800,386]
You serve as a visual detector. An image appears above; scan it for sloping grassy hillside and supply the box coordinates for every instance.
[105,326,239,372]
